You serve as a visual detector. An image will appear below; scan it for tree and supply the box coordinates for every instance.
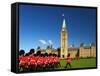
[46,45,50,49]
[80,43,84,47]
[37,46,40,50]
[57,48,61,57]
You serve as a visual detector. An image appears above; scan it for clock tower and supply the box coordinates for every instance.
[60,16,68,58]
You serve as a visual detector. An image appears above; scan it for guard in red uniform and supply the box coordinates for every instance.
[24,55,30,70]
[65,53,71,68]
[36,55,42,71]
[19,55,26,71]
[54,55,59,68]
[49,54,54,70]
[29,54,36,71]
[19,55,25,66]
[53,55,56,69]
[39,54,44,71]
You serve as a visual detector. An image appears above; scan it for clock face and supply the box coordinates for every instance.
[62,27,66,31]
[62,29,65,31]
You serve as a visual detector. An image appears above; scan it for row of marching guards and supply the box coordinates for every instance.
[18,49,61,72]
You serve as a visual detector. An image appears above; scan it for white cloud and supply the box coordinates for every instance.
[39,40,53,46]
[39,40,47,45]
[48,40,53,45]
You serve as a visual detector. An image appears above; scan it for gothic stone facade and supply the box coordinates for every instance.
[40,16,96,59]
[43,43,96,58]
[68,44,96,58]
[60,17,96,58]
[79,44,96,58]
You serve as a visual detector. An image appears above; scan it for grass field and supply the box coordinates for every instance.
[59,58,96,69]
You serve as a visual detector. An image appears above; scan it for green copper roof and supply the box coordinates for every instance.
[62,18,66,28]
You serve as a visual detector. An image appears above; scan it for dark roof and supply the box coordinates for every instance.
[83,46,90,49]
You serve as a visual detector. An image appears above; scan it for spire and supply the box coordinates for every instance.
[62,19,66,28]
[71,41,74,48]
[62,14,67,31]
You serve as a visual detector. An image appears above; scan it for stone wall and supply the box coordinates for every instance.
[79,44,96,58]
[68,50,77,58]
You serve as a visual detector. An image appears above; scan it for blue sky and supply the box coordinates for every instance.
[19,4,96,52]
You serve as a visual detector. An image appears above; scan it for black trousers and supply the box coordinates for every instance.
[29,65,36,71]
[65,63,71,68]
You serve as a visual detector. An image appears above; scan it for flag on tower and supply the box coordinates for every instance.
[62,13,64,17]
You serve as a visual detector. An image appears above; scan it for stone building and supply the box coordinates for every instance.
[79,43,96,58]
[40,48,58,55]
[60,15,96,58]
[45,48,58,55]
[67,43,96,58]
[40,42,96,58]
[37,15,96,59]
[68,48,78,58]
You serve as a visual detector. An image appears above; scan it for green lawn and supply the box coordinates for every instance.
[59,58,96,69]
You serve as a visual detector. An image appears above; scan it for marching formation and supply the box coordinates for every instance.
[18,49,61,72]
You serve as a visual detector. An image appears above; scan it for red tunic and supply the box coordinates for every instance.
[66,57,71,64]
[29,56,36,65]
[40,57,44,65]
[37,57,42,65]
[53,57,56,63]
[44,57,48,64]
[25,56,29,64]
[19,56,25,65]
[56,57,59,63]
[29,54,34,59]
[19,55,24,60]
[49,57,53,63]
